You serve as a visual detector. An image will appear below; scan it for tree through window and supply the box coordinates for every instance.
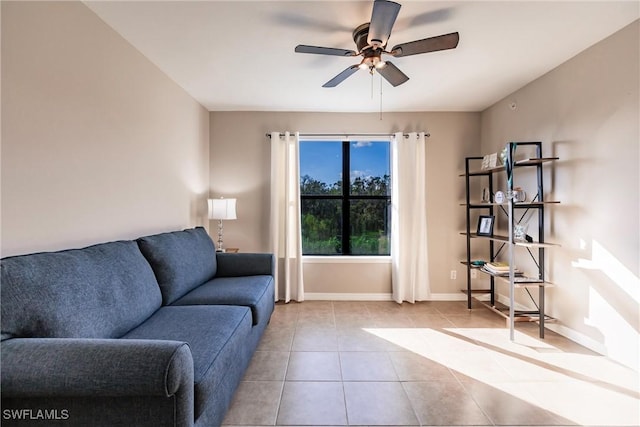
[300,140,391,255]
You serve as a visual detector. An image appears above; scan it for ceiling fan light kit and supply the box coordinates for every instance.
[294,0,459,88]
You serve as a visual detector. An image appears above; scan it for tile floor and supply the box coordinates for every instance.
[223,300,640,426]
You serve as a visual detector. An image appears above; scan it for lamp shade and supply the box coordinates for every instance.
[208,198,237,220]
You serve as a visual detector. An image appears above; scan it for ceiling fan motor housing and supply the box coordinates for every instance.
[353,22,385,70]
[353,23,374,51]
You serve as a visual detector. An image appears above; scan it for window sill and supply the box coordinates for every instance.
[303,256,392,264]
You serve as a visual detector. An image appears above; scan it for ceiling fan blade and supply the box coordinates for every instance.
[295,45,357,57]
[367,0,401,48]
[322,65,360,88]
[391,32,459,57]
[377,61,409,87]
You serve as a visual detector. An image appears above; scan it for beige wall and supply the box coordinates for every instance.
[1,1,210,257]
[210,111,480,297]
[480,21,639,368]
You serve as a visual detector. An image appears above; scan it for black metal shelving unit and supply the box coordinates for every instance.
[460,141,560,339]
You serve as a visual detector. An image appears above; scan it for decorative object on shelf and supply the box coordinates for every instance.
[481,187,490,203]
[513,187,527,202]
[477,215,495,236]
[481,153,498,170]
[494,190,505,204]
[208,197,237,252]
[470,260,486,268]
[499,147,508,165]
[514,223,529,241]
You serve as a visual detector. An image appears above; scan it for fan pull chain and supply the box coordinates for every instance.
[379,74,383,121]
[371,72,374,99]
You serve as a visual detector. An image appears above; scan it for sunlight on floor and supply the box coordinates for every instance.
[363,326,640,426]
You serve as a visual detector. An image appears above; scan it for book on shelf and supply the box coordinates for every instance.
[483,262,523,276]
[484,262,510,271]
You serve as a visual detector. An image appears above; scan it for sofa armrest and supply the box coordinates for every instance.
[1,338,193,398]
[215,253,274,277]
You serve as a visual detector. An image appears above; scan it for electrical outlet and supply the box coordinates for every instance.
[471,269,477,279]
[450,270,457,280]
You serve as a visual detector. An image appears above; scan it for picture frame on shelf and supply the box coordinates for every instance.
[481,153,498,170]
[477,215,495,236]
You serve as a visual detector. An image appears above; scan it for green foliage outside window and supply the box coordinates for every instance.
[300,174,391,255]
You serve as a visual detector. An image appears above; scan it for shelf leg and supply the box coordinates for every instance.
[539,283,545,338]
[507,143,515,341]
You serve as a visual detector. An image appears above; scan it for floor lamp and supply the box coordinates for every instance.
[208,198,237,252]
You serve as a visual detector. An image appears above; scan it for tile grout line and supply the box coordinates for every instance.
[333,301,351,426]
[273,305,297,426]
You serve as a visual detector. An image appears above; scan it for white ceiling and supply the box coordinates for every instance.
[85,1,639,113]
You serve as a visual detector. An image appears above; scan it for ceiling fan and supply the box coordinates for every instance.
[294,0,459,88]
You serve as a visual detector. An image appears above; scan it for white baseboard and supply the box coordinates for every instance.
[545,323,608,356]
[303,292,467,301]
[304,293,393,301]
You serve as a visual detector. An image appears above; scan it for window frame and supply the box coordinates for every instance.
[300,140,391,256]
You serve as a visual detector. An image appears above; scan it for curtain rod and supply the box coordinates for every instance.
[265,132,430,139]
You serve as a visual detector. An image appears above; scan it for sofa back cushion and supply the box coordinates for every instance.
[1,240,162,340]
[136,227,217,305]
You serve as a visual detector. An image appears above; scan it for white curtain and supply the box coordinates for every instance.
[390,131,430,303]
[269,131,304,302]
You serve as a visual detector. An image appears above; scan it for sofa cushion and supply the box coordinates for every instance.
[122,305,252,420]
[0,240,162,340]
[172,275,274,326]
[137,227,217,305]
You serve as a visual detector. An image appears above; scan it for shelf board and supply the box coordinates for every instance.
[461,201,560,208]
[459,157,559,176]
[512,201,561,207]
[461,232,560,248]
[463,232,509,242]
[460,203,495,209]
[460,261,555,287]
[495,276,555,288]
[460,261,555,292]
[460,288,491,295]
[459,167,501,177]
[514,240,560,248]
[459,261,487,268]
[473,299,557,323]
[514,157,559,166]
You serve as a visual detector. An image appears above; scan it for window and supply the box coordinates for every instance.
[300,140,391,255]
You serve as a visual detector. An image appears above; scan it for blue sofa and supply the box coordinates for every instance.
[1,227,275,427]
